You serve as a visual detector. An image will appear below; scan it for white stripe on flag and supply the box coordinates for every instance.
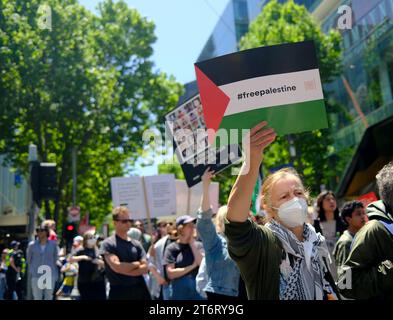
[221,69,324,116]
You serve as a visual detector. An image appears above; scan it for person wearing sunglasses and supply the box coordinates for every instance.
[99,206,151,300]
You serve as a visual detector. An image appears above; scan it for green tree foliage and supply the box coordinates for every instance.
[239,0,347,196]
[0,0,182,230]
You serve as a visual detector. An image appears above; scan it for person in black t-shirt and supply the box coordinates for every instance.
[100,206,151,300]
[70,232,106,300]
[163,215,204,300]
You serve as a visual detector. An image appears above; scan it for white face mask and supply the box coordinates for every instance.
[86,239,96,248]
[273,197,308,228]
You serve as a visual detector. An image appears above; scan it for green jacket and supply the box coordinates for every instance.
[225,219,282,300]
[333,230,354,276]
[339,200,393,299]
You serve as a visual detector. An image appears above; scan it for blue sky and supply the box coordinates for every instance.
[79,0,230,84]
[79,0,230,176]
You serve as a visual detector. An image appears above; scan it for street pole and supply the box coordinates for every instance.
[26,143,39,300]
[27,144,38,243]
[72,146,77,206]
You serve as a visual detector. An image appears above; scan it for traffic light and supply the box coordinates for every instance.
[63,221,78,253]
[31,162,58,205]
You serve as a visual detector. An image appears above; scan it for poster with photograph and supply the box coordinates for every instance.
[165,94,242,187]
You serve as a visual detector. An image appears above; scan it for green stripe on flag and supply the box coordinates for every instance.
[218,99,327,145]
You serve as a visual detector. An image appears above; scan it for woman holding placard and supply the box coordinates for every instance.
[225,121,340,300]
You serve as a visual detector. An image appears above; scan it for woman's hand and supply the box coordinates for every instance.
[243,121,276,166]
[201,168,215,189]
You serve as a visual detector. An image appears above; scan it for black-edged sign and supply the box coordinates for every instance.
[194,40,327,145]
[165,94,242,187]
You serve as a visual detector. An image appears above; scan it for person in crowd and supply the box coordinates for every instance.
[163,215,204,300]
[313,190,346,280]
[196,168,247,300]
[27,226,59,300]
[333,201,366,276]
[225,121,339,300]
[147,221,177,300]
[71,235,84,255]
[0,249,9,299]
[134,220,152,253]
[70,232,106,300]
[127,227,142,241]
[100,206,150,300]
[155,219,170,242]
[339,161,393,299]
[42,219,58,242]
[4,240,25,300]
[56,254,78,298]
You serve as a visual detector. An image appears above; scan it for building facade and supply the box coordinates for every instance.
[0,155,29,248]
[313,0,393,197]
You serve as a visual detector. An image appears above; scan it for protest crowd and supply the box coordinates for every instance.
[1,129,392,300]
[1,1,393,302]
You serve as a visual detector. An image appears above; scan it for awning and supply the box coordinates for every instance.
[336,114,393,198]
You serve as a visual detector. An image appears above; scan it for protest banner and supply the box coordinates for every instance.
[110,174,177,221]
[165,94,242,187]
[195,40,327,145]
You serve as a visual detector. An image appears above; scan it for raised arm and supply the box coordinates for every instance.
[197,168,221,251]
[227,121,276,222]
[201,168,215,212]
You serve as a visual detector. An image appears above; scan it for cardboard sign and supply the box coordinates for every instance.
[175,179,219,215]
[175,180,189,215]
[189,181,219,214]
[110,176,147,220]
[144,174,177,217]
[165,94,242,187]
[110,175,177,220]
[195,40,327,145]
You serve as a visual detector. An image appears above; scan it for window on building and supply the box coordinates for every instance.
[234,0,249,21]
[235,22,249,43]
[379,1,387,19]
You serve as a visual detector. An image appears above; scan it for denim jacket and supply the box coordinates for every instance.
[196,208,241,297]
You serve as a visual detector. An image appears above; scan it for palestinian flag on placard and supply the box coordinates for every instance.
[194,40,327,145]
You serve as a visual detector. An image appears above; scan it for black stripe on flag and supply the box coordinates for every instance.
[194,40,319,86]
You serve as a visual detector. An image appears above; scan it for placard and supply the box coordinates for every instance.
[195,40,327,145]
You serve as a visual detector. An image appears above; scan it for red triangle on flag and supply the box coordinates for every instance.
[195,66,230,144]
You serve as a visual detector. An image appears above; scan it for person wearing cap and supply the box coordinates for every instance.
[26,226,59,300]
[4,240,25,300]
[196,169,247,300]
[163,213,204,300]
[99,206,151,300]
[71,235,84,255]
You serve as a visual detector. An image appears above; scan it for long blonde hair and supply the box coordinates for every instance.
[214,205,227,234]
